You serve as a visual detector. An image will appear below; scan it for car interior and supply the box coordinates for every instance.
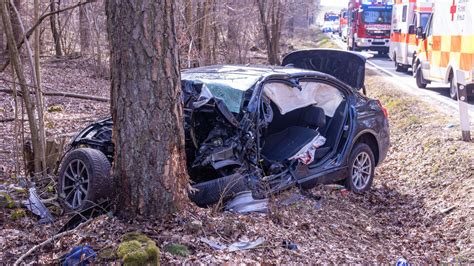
[261,81,347,163]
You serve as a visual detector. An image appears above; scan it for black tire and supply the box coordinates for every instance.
[58,148,112,212]
[415,66,427,88]
[345,143,375,193]
[394,53,404,72]
[449,73,458,100]
[189,174,248,207]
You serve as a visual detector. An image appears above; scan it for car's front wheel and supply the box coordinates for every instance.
[345,143,375,193]
[415,66,427,88]
[58,148,112,212]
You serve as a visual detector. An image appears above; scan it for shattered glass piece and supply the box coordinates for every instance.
[225,191,268,214]
[192,84,213,108]
[23,187,54,224]
[227,237,265,252]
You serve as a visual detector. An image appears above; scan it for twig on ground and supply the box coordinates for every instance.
[14,218,94,266]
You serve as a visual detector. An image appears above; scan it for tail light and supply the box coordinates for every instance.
[376,100,388,118]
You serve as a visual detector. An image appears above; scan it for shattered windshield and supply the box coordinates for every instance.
[182,72,260,113]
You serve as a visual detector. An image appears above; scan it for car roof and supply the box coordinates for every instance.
[182,64,323,78]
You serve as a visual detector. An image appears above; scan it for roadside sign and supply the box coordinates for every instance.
[456,70,471,141]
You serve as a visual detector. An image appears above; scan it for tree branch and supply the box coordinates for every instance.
[1,0,96,72]
[0,87,110,102]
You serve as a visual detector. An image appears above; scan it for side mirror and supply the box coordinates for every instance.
[415,26,425,39]
[408,24,415,34]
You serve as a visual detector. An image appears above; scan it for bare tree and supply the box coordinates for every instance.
[0,18,4,53]
[256,0,283,65]
[1,0,45,178]
[50,0,63,56]
[79,4,91,55]
[106,0,189,218]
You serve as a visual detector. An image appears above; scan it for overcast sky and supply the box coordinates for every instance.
[321,0,348,7]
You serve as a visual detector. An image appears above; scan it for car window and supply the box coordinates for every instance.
[419,13,430,29]
[424,14,433,36]
[263,81,344,117]
[402,5,407,22]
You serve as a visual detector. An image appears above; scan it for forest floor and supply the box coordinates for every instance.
[0,32,473,264]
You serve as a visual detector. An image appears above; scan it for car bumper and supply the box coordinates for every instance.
[377,119,390,165]
[355,38,390,50]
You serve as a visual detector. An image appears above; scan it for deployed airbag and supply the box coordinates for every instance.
[263,82,343,117]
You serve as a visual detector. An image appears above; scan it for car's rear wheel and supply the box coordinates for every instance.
[345,143,375,193]
[394,53,405,72]
[58,148,112,212]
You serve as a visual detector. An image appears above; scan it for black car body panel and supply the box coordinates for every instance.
[282,49,367,90]
[63,55,390,207]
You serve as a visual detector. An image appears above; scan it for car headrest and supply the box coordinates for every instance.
[299,106,326,129]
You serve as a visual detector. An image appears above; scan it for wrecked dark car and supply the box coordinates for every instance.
[58,49,390,211]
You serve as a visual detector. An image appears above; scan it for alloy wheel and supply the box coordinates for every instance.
[61,159,89,209]
[351,151,372,190]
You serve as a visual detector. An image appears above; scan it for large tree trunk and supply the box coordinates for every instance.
[106,0,189,218]
[79,4,91,55]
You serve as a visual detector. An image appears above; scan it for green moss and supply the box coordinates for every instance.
[0,192,16,208]
[47,104,64,112]
[11,209,26,220]
[164,244,190,257]
[117,232,159,266]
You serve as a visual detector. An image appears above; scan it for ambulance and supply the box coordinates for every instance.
[413,0,474,99]
[389,0,433,72]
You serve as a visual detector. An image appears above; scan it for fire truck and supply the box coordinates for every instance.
[389,0,433,72]
[414,0,474,100]
[347,0,394,55]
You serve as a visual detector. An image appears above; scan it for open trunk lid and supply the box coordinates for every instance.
[282,49,366,90]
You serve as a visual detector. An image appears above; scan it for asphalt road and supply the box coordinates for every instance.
[329,33,474,120]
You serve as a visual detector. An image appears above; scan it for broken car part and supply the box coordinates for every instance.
[23,187,54,224]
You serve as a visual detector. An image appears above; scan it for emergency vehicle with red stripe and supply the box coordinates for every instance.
[389,0,433,72]
[414,0,474,99]
[347,0,394,55]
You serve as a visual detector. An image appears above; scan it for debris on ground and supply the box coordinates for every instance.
[61,245,96,266]
[23,187,54,224]
[225,191,268,214]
